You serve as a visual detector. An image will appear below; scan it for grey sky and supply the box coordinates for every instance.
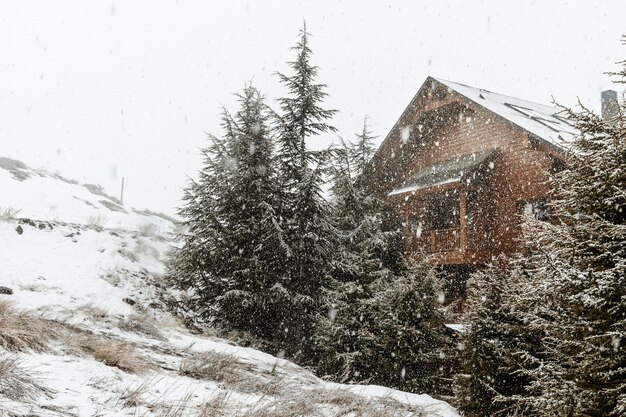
[1,0,624,215]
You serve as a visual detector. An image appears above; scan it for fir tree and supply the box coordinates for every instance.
[272,23,340,358]
[454,259,539,417]
[457,37,626,416]
[169,84,287,340]
[317,258,451,395]
[316,120,450,395]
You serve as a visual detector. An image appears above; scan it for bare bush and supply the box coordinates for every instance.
[0,301,56,352]
[0,354,52,401]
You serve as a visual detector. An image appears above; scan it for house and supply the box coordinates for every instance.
[364,77,585,299]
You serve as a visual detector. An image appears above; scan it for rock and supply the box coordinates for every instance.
[0,286,13,295]
[123,297,136,306]
[38,223,46,229]
[149,302,161,309]
[15,225,23,235]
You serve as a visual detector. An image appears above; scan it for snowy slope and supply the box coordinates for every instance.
[0,156,177,233]
[0,160,459,417]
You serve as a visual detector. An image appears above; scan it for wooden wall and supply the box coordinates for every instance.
[370,78,563,265]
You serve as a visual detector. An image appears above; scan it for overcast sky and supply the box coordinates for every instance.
[1,1,624,216]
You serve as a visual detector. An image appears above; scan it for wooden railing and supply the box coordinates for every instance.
[414,228,460,253]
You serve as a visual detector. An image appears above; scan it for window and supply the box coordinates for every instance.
[426,191,460,230]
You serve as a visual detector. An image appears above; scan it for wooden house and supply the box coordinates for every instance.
[364,77,579,296]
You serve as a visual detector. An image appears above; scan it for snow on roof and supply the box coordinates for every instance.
[388,148,497,196]
[434,78,579,150]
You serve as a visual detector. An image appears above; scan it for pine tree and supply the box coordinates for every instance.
[169,84,288,339]
[455,259,539,417]
[317,257,451,394]
[457,37,626,416]
[272,23,340,358]
[511,43,626,415]
[316,119,450,395]
[330,119,392,283]
[515,92,626,415]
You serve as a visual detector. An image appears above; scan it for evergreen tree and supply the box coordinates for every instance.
[457,37,626,416]
[514,85,626,415]
[317,257,450,394]
[316,120,450,395]
[169,85,287,339]
[455,259,539,417]
[330,119,393,283]
[272,23,340,358]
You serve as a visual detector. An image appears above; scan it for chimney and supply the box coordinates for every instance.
[601,89,619,122]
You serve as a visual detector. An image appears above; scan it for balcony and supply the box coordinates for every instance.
[413,228,461,253]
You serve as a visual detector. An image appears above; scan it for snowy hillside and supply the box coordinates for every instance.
[0,159,459,417]
[0,156,177,234]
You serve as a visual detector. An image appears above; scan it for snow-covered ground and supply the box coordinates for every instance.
[0,156,176,233]
[0,157,459,417]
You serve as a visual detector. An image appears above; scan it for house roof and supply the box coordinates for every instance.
[388,148,497,196]
[434,78,578,151]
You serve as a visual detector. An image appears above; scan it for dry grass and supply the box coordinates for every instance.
[179,350,239,382]
[116,378,153,408]
[241,395,318,417]
[0,301,57,352]
[198,393,229,417]
[135,240,160,259]
[179,350,283,396]
[138,222,159,237]
[0,354,53,401]
[239,388,425,417]
[90,340,153,374]
[0,206,22,220]
[86,213,108,229]
[119,313,167,341]
[119,247,140,262]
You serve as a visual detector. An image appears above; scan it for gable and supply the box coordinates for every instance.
[434,78,578,152]
[365,77,574,196]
